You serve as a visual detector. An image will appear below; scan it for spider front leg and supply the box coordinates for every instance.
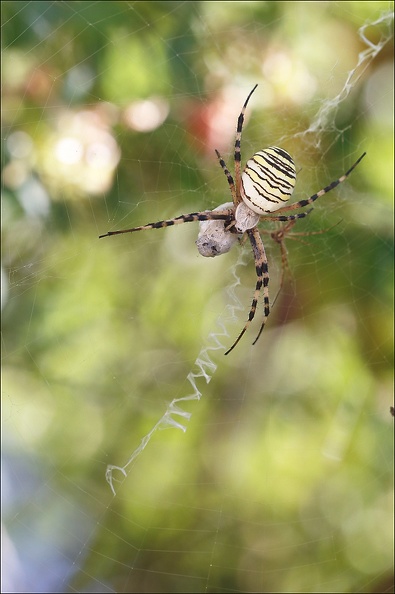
[234,84,258,204]
[215,84,259,208]
[99,209,234,238]
[225,226,269,355]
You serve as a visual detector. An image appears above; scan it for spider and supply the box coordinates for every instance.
[99,85,365,355]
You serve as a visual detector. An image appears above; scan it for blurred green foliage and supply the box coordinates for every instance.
[2,2,393,593]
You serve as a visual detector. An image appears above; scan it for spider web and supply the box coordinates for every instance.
[2,2,394,593]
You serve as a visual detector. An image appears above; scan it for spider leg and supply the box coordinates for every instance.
[269,220,297,300]
[224,226,269,355]
[273,152,366,214]
[259,208,314,224]
[253,221,299,332]
[99,209,234,238]
[234,84,258,204]
[258,218,343,333]
[215,149,236,204]
[274,219,342,244]
[272,218,342,292]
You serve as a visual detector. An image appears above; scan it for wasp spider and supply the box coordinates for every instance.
[100,85,365,355]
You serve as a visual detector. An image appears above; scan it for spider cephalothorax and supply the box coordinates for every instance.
[100,85,365,355]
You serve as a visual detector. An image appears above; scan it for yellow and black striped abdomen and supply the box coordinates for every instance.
[241,147,296,214]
